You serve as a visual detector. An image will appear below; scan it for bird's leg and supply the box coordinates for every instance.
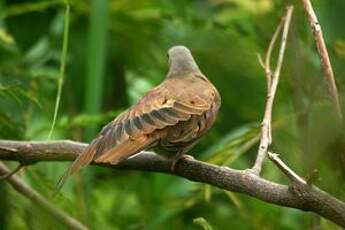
[170,152,194,172]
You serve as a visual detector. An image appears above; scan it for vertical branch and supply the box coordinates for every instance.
[0,162,88,230]
[302,0,343,122]
[251,6,294,174]
[48,0,70,139]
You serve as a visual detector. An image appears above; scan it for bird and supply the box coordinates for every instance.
[56,45,221,190]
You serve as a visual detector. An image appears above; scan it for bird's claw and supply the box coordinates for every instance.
[170,154,194,172]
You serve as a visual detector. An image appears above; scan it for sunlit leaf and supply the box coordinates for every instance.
[204,184,212,202]
[193,217,214,230]
[23,37,50,64]
[0,28,15,44]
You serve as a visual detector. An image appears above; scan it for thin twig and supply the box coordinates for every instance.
[267,152,306,185]
[256,53,265,69]
[251,6,294,174]
[265,19,283,90]
[0,163,24,180]
[262,21,283,144]
[0,162,88,230]
[302,0,343,122]
[0,140,345,227]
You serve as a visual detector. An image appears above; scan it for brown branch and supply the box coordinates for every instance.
[302,0,343,121]
[266,151,345,229]
[252,6,294,174]
[0,161,88,230]
[268,152,306,185]
[0,163,24,180]
[264,19,283,90]
[0,140,344,227]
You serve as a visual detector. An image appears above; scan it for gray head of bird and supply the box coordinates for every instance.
[167,46,200,76]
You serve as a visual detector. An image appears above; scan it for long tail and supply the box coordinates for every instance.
[55,134,156,193]
[54,137,102,193]
[94,134,155,164]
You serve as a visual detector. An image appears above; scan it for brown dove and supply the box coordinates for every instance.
[57,46,221,189]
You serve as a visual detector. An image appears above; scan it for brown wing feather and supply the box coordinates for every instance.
[57,79,214,190]
[94,135,155,163]
[94,98,208,163]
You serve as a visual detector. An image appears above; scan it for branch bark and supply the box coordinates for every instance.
[0,140,345,227]
[0,160,88,230]
[302,0,343,121]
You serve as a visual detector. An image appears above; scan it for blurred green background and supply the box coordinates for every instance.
[1,0,345,229]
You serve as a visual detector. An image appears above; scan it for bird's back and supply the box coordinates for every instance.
[154,73,221,155]
[56,46,221,190]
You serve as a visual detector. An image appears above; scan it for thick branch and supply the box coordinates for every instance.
[302,0,342,121]
[0,161,88,230]
[0,140,344,227]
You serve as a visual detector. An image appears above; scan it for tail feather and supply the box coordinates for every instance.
[55,134,156,193]
[54,137,101,193]
[54,167,72,195]
[95,135,155,164]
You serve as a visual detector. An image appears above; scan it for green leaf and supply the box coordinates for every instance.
[204,184,212,202]
[84,0,110,140]
[193,217,213,230]
[0,28,15,44]
[203,123,260,166]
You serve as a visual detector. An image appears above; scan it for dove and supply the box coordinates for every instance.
[57,46,221,189]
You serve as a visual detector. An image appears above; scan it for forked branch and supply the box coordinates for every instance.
[0,140,344,227]
[252,6,294,174]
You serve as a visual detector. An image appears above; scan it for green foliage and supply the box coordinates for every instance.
[84,0,109,140]
[1,0,345,229]
[193,217,214,230]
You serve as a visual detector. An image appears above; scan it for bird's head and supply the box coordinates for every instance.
[167,46,200,76]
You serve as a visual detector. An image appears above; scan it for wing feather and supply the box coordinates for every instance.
[95,135,155,164]
[93,95,210,158]
[57,83,214,189]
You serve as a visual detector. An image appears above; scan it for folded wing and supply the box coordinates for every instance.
[57,85,211,189]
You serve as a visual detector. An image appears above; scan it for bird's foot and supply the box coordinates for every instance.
[170,154,194,172]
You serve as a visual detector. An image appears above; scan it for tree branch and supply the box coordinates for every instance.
[268,152,306,185]
[0,160,88,230]
[0,163,24,180]
[252,6,294,174]
[0,140,344,227]
[302,0,343,122]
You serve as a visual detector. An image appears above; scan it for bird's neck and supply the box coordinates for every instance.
[167,57,200,77]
